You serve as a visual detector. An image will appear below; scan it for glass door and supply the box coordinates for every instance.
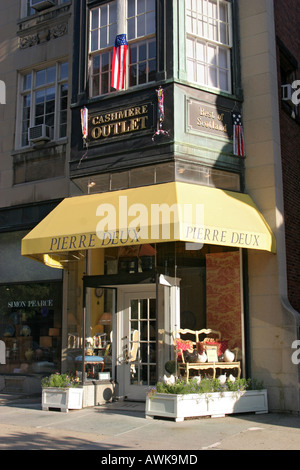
[121,286,156,400]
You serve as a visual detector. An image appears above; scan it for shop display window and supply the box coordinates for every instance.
[0,282,62,375]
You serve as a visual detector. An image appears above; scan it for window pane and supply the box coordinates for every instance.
[219,69,228,91]
[196,40,205,60]
[219,2,227,21]
[109,22,117,46]
[137,0,146,15]
[137,13,145,37]
[207,44,217,65]
[130,45,137,63]
[45,114,54,127]
[139,62,147,84]
[91,9,99,30]
[91,30,98,51]
[197,62,205,83]
[208,66,217,87]
[219,47,228,68]
[109,2,117,23]
[35,103,44,117]
[186,37,194,59]
[147,0,155,11]
[100,6,107,27]
[128,0,135,18]
[35,89,45,104]
[92,75,100,96]
[23,73,32,91]
[93,55,100,74]
[130,64,137,86]
[220,22,228,44]
[148,59,156,81]
[100,26,107,48]
[149,39,156,58]
[46,86,55,101]
[127,17,135,40]
[187,59,194,82]
[60,62,68,81]
[102,52,110,72]
[36,69,46,87]
[46,100,55,115]
[46,66,56,83]
[101,73,109,94]
[139,43,147,61]
[146,10,155,35]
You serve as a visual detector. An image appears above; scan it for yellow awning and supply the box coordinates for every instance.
[21,182,276,267]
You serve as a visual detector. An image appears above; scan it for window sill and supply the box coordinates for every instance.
[12,138,68,156]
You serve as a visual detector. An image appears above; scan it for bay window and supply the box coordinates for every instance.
[89,0,156,97]
[186,0,232,93]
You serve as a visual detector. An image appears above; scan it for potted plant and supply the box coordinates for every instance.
[41,372,83,412]
[146,376,268,421]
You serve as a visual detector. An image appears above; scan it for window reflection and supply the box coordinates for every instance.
[0,282,62,375]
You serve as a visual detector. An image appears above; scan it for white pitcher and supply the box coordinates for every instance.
[223,349,235,362]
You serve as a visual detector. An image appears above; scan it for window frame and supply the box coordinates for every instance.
[16,60,69,149]
[185,0,233,94]
[20,0,70,18]
[88,0,157,98]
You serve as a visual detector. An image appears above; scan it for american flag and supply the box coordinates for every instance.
[111,34,127,90]
[232,112,245,156]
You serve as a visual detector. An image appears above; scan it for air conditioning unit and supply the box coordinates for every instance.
[281,84,293,104]
[30,0,56,11]
[28,124,53,143]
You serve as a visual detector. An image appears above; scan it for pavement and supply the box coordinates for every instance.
[1,393,300,452]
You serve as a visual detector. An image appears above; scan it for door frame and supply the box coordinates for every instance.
[116,284,156,401]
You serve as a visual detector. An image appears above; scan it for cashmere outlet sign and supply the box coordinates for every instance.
[88,103,153,142]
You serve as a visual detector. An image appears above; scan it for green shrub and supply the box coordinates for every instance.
[149,377,263,397]
[41,372,79,389]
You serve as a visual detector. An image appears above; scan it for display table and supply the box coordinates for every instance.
[178,361,241,382]
[75,355,104,379]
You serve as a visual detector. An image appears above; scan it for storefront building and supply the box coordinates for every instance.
[1,0,300,412]
[0,0,73,393]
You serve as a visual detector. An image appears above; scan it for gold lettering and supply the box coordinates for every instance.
[91,126,102,139]
[89,104,150,140]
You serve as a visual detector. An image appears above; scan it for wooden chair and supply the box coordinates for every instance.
[173,328,241,382]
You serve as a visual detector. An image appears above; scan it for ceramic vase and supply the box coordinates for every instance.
[223,349,235,362]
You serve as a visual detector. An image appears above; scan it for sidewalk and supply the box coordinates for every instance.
[1,393,300,451]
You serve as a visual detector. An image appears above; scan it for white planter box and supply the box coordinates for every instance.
[146,390,268,422]
[42,387,83,412]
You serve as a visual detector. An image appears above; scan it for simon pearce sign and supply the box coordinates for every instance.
[187,98,232,138]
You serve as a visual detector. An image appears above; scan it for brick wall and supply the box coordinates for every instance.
[274,0,300,311]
